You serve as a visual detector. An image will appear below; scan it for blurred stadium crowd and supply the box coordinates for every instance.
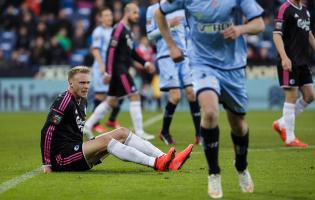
[0,0,315,78]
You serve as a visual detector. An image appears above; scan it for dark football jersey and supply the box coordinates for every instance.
[106,21,146,76]
[40,90,87,165]
[274,1,312,66]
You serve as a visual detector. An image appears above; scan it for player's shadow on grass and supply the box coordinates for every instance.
[74,168,156,175]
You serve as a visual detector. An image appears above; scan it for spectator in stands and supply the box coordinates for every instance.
[71,20,87,51]
[16,26,31,50]
[112,0,123,24]
[49,37,68,65]
[30,36,50,68]
[56,27,72,52]
[35,20,51,40]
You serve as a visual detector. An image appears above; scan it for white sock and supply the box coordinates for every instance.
[85,101,110,130]
[283,103,296,143]
[295,97,308,116]
[107,138,155,167]
[129,101,144,134]
[124,132,164,157]
[278,97,308,128]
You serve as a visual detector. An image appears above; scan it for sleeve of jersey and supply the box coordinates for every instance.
[40,93,72,165]
[240,0,264,21]
[273,4,289,35]
[132,48,146,66]
[91,29,102,49]
[159,0,184,15]
[106,24,124,75]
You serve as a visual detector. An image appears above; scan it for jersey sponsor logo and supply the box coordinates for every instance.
[93,36,100,42]
[297,18,310,31]
[76,116,85,132]
[197,22,233,33]
[52,114,62,125]
[74,145,80,151]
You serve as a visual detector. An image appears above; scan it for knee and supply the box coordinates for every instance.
[202,106,219,123]
[114,127,130,142]
[108,99,118,107]
[185,87,195,101]
[230,121,248,136]
[304,94,315,104]
[169,91,181,104]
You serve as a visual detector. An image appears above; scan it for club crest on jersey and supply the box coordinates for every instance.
[74,145,80,151]
[52,114,62,125]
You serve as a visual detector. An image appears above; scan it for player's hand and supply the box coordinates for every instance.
[144,62,156,74]
[169,46,184,63]
[282,57,292,71]
[43,165,52,173]
[169,16,183,28]
[223,25,242,40]
[103,72,112,84]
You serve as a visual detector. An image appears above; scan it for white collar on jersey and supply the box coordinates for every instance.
[287,0,303,10]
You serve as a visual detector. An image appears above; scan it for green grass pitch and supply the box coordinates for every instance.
[0,111,314,200]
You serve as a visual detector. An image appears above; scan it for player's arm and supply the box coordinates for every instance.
[273,6,292,71]
[309,31,315,52]
[154,0,184,63]
[146,6,181,42]
[91,48,105,74]
[223,17,265,40]
[91,30,106,73]
[155,9,183,62]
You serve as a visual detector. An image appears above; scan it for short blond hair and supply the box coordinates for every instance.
[68,66,90,80]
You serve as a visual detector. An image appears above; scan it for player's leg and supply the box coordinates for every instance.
[226,110,253,193]
[158,57,182,144]
[106,98,124,128]
[83,127,175,171]
[128,93,155,140]
[185,85,201,144]
[159,88,180,145]
[219,68,253,193]
[192,65,222,198]
[181,58,201,144]
[84,97,117,138]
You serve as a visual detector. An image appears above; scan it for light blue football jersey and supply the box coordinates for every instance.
[91,26,112,68]
[146,3,187,59]
[159,0,264,70]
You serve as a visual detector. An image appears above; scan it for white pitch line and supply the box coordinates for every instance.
[0,167,41,194]
[0,114,164,195]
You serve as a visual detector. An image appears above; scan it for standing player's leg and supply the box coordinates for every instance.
[106,98,124,128]
[83,127,175,171]
[273,65,309,147]
[84,98,117,138]
[185,86,201,144]
[158,57,182,145]
[128,93,155,140]
[160,88,180,145]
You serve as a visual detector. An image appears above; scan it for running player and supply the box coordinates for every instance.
[155,0,265,198]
